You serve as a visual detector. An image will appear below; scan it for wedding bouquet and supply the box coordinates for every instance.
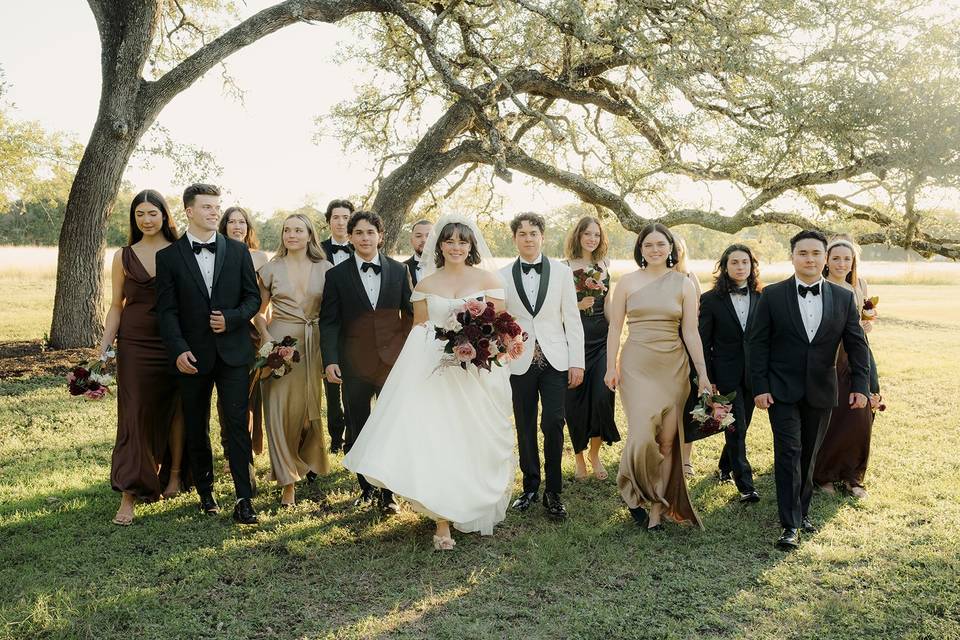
[66,348,114,400]
[434,299,527,372]
[689,384,736,437]
[861,296,879,321]
[572,266,607,315]
[252,336,300,382]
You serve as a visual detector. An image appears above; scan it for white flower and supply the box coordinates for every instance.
[441,311,463,332]
[90,373,113,386]
[273,367,286,378]
[258,342,274,358]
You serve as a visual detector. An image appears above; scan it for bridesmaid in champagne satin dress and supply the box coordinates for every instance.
[255,214,331,507]
[606,224,711,530]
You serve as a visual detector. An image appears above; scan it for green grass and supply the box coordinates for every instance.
[1,271,959,639]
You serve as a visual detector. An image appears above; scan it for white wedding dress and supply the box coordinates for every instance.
[342,288,516,535]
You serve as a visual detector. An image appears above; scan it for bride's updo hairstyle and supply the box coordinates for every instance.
[434,221,482,268]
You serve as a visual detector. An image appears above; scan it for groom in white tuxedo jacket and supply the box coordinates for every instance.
[501,213,585,520]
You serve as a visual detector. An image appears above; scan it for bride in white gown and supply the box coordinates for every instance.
[342,214,516,550]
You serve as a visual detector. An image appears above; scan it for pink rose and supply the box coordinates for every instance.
[585,277,602,290]
[66,372,76,384]
[277,346,295,361]
[507,337,525,359]
[454,342,477,363]
[84,386,108,400]
[464,299,486,317]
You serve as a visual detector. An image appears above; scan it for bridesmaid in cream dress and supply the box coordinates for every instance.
[605,223,711,530]
[255,214,331,507]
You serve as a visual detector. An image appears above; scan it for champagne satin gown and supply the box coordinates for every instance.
[616,271,703,527]
[258,259,331,485]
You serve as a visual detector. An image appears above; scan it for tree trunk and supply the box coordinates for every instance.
[48,119,142,348]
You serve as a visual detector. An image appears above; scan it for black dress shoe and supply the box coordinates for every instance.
[199,493,220,515]
[776,528,800,550]
[646,523,665,533]
[306,471,318,484]
[330,442,343,454]
[353,487,376,507]
[378,490,400,516]
[717,470,733,484]
[233,498,259,525]
[628,506,648,527]
[542,492,568,520]
[801,517,818,534]
[511,492,538,512]
[739,490,760,503]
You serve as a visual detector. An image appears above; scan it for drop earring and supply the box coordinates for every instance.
[640,257,648,270]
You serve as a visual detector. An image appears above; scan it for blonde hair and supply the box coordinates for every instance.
[274,213,327,263]
[673,233,691,273]
[825,237,860,290]
[564,216,609,262]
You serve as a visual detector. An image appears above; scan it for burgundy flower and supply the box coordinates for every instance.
[464,324,482,340]
[480,306,496,322]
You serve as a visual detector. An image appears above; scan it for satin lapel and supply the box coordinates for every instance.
[745,289,759,334]
[211,233,226,292]
[533,256,550,316]
[177,236,210,302]
[512,259,535,316]
[785,277,806,341]
[812,280,834,343]
[374,252,390,309]
[347,258,374,311]
[720,291,743,336]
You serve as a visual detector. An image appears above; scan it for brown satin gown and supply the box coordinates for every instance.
[616,270,703,527]
[258,258,331,485]
[110,246,186,501]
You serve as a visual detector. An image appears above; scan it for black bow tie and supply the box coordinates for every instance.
[329,244,349,254]
[361,261,381,274]
[521,261,542,275]
[732,286,749,296]
[798,282,821,298]
[192,241,216,254]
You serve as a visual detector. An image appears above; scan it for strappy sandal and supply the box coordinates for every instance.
[682,463,695,478]
[432,535,456,551]
[112,511,133,526]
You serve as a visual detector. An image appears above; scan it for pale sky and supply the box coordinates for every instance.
[0,1,586,217]
[1,2,956,221]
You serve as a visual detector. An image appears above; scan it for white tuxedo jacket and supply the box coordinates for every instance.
[500,257,585,375]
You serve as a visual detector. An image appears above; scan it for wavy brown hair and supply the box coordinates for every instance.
[712,244,763,295]
[129,189,178,245]
[218,206,260,250]
[564,216,608,262]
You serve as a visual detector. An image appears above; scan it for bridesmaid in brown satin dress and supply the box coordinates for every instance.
[255,214,331,507]
[216,206,268,471]
[605,224,711,530]
[813,238,881,499]
[100,190,187,525]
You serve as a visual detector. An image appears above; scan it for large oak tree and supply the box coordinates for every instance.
[51,0,960,348]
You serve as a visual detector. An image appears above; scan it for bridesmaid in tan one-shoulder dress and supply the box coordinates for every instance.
[606,224,711,530]
[256,214,332,507]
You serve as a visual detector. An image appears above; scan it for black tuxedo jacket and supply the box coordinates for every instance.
[319,252,413,383]
[403,254,420,287]
[699,286,759,395]
[748,276,869,408]
[155,233,261,374]
[320,237,353,263]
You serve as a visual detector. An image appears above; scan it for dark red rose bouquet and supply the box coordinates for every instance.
[434,299,527,371]
[252,336,300,383]
[66,348,114,400]
[689,384,736,437]
[572,266,607,315]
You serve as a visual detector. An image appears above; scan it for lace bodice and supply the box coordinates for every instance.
[410,289,506,324]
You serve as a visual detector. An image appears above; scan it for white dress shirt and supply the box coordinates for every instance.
[186,230,216,297]
[355,253,381,308]
[519,254,543,307]
[729,290,750,331]
[328,239,352,266]
[796,276,824,342]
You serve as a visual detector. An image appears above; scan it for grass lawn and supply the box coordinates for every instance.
[1,267,959,639]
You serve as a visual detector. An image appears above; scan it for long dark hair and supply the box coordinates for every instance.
[434,221,481,268]
[129,189,178,245]
[218,206,260,250]
[712,243,762,295]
